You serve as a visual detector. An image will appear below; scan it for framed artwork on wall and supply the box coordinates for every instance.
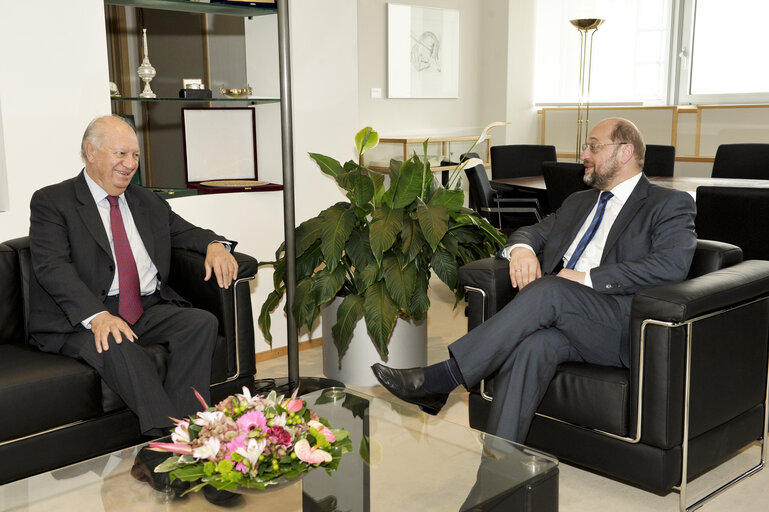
[387,3,460,99]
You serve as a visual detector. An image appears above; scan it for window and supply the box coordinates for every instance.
[534,0,673,106]
[677,0,769,103]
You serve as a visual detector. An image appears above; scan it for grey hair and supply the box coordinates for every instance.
[80,115,135,163]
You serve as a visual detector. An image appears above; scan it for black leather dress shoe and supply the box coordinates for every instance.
[131,447,191,498]
[371,363,449,415]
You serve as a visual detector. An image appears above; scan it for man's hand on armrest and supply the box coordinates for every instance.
[204,242,239,289]
[509,247,542,289]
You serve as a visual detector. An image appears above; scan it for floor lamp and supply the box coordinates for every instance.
[571,18,604,161]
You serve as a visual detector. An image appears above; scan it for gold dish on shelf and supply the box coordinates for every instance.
[199,179,267,188]
[220,86,252,98]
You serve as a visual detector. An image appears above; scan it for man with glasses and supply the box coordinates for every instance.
[373,117,697,444]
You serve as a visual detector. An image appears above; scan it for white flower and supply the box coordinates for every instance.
[193,437,221,461]
[236,438,267,468]
[193,410,225,428]
[171,420,190,444]
[271,412,288,427]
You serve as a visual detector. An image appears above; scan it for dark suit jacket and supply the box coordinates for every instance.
[28,170,235,353]
[503,174,697,364]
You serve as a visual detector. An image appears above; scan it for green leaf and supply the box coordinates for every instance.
[391,158,425,209]
[320,203,356,272]
[311,265,347,305]
[351,170,375,207]
[272,257,286,289]
[331,294,365,362]
[400,216,426,263]
[409,271,431,318]
[258,287,284,343]
[429,188,464,212]
[354,126,379,155]
[369,205,403,260]
[364,282,399,357]
[383,254,416,309]
[357,260,380,293]
[346,227,373,271]
[309,152,344,179]
[296,242,324,280]
[292,279,319,332]
[416,198,449,251]
[431,244,459,289]
[295,217,323,256]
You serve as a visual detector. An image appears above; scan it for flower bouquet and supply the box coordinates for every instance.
[149,387,352,495]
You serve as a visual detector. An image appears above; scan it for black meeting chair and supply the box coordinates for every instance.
[642,144,675,177]
[695,186,769,260]
[490,145,557,180]
[711,143,769,179]
[489,145,555,219]
[459,239,769,510]
[541,161,590,214]
[464,163,542,236]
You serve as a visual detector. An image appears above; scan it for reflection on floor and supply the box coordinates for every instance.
[256,277,769,512]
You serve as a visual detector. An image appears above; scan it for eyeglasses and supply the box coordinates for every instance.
[581,142,627,154]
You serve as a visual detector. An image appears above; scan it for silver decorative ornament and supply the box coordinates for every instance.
[137,28,157,99]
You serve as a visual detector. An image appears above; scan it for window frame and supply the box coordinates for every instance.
[675,0,769,105]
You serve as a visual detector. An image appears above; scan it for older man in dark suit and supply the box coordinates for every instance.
[28,115,239,438]
[373,118,697,443]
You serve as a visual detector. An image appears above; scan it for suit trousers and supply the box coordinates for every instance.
[60,293,218,436]
[449,276,626,443]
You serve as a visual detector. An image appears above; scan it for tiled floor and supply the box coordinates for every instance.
[256,278,769,512]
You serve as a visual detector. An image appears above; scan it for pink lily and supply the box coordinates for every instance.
[283,386,304,413]
[193,388,209,410]
[308,420,336,443]
[149,441,193,456]
[294,439,332,465]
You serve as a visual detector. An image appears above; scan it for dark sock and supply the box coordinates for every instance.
[423,357,464,393]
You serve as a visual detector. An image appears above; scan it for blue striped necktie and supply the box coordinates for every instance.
[565,191,614,270]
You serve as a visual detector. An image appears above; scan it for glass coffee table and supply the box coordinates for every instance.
[0,388,557,511]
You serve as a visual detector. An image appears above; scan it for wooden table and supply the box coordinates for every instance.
[491,176,769,196]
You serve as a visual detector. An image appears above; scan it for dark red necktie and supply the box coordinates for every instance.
[107,196,143,324]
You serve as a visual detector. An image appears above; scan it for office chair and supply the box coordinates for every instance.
[464,163,542,236]
[695,186,769,260]
[541,161,590,214]
[642,144,675,177]
[711,143,769,179]
[460,239,769,510]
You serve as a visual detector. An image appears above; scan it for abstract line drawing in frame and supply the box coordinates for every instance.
[387,3,460,98]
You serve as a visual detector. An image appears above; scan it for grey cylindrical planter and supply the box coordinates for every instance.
[321,297,427,387]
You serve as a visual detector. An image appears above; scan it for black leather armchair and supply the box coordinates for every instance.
[0,236,258,484]
[459,240,769,510]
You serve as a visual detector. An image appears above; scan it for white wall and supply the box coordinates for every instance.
[356,0,539,145]
[0,0,111,241]
[0,0,359,357]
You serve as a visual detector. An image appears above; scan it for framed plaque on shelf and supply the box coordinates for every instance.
[181,107,282,194]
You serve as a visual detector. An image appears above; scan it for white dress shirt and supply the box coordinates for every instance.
[81,173,160,327]
[502,172,643,288]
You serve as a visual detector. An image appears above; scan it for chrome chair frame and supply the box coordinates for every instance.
[210,274,256,387]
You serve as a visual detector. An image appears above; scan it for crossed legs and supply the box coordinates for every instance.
[449,276,625,442]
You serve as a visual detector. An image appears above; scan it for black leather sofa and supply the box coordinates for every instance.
[0,236,258,485]
[459,240,769,507]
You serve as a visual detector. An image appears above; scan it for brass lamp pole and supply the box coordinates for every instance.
[571,18,604,161]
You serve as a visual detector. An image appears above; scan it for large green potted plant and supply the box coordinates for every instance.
[259,126,506,383]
